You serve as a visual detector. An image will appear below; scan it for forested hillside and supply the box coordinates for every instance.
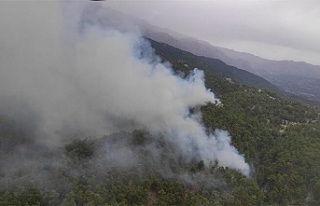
[1,40,320,205]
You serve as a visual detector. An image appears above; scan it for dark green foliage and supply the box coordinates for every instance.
[190,160,205,173]
[0,192,20,206]
[132,130,149,146]
[18,188,42,206]
[65,139,95,159]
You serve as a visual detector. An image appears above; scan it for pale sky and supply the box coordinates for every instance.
[105,0,320,65]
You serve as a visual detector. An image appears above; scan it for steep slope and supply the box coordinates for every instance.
[89,6,320,101]
[148,38,281,95]
[147,32,320,101]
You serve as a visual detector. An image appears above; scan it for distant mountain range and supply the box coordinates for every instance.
[90,6,320,102]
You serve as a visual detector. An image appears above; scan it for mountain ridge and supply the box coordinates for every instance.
[96,6,320,101]
[88,6,320,102]
[148,38,281,96]
[144,27,320,101]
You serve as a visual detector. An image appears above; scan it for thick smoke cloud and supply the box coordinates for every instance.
[0,2,249,176]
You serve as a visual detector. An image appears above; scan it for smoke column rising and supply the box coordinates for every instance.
[0,2,250,176]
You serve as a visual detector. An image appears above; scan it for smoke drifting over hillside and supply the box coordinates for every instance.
[0,1,249,177]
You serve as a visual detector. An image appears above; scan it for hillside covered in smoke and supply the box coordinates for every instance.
[1,2,320,205]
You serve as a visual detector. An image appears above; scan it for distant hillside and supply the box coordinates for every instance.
[148,39,281,95]
[146,32,320,101]
[87,6,320,102]
[216,47,320,101]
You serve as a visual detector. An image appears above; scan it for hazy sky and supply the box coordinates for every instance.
[106,0,320,65]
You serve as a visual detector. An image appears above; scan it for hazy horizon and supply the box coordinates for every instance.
[106,1,320,66]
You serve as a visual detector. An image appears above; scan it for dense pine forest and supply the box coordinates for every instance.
[1,40,320,205]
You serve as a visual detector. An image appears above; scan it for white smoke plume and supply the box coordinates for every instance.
[0,2,250,176]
